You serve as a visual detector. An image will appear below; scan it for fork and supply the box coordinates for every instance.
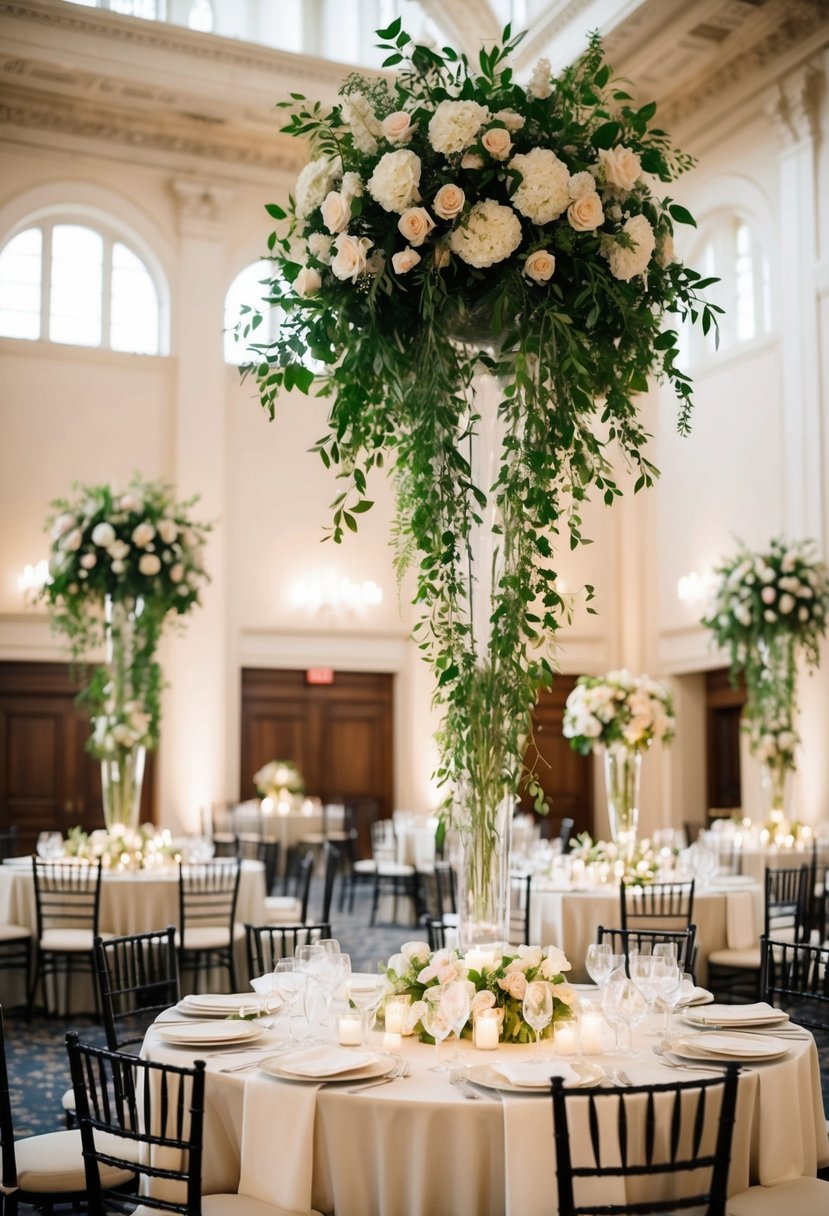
[449,1066,480,1100]
[346,1059,411,1093]
[652,1042,730,1073]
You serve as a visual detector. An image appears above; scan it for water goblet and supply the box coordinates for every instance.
[585,943,614,988]
[651,960,683,1035]
[522,980,554,1054]
[421,990,453,1072]
[440,980,471,1066]
[348,976,385,1046]
[271,958,308,1046]
[601,967,648,1057]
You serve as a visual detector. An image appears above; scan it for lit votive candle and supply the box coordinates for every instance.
[384,999,406,1035]
[473,1010,500,1051]
[581,1012,604,1055]
[554,1022,578,1057]
[338,1014,362,1046]
[383,1031,402,1054]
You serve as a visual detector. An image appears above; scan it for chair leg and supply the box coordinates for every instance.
[370,875,381,927]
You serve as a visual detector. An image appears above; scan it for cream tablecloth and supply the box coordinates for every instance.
[529,880,763,986]
[0,858,267,1008]
[143,1009,828,1216]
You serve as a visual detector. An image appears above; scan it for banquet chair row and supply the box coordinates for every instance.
[245,921,332,975]
[597,924,698,978]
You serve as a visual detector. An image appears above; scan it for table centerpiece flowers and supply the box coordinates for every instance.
[242,18,716,951]
[64,823,179,870]
[380,940,574,1044]
[563,671,675,858]
[568,831,664,885]
[253,759,305,808]
[701,538,829,815]
[42,477,210,832]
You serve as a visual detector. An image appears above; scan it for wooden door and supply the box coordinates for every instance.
[0,661,155,854]
[520,675,593,838]
[706,668,745,813]
[240,668,394,855]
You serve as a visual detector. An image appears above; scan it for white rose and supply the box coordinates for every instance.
[428,99,489,154]
[392,246,421,275]
[397,207,435,247]
[112,724,134,747]
[764,609,777,623]
[401,940,430,964]
[139,554,161,576]
[779,593,796,614]
[498,971,528,1000]
[798,607,809,622]
[382,110,414,143]
[567,192,604,232]
[80,552,97,570]
[598,145,642,193]
[481,127,512,160]
[493,109,525,131]
[111,560,125,575]
[52,512,76,538]
[460,153,484,170]
[568,171,596,200]
[91,522,116,548]
[169,562,184,583]
[64,529,83,552]
[295,266,322,296]
[367,149,422,214]
[320,190,350,234]
[119,493,142,512]
[131,522,155,548]
[761,586,776,604]
[433,184,465,221]
[156,518,178,544]
[330,233,373,282]
[307,232,333,264]
[470,990,497,1016]
[524,249,555,283]
[295,155,339,219]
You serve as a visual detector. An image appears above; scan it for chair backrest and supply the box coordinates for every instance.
[765,865,809,942]
[210,832,238,858]
[245,922,332,976]
[0,1006,20,1193]
[508,873,532,946]
[434,861,457,915]
[95,927,180,1052]
[551,1065,740,1216]
[66,1031,204,1215]
[559,817,575,850]
[619,880,695,931]
[597,925,698,977]
[178,859,240,933]
[320,843,340,926]
[237,833,280,896]
[426,918,446,952]
[32,858,102,940]
[760,935,829,1033]
[371,818,396,862]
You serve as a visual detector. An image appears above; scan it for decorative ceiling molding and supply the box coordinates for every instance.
[416,0,501,57]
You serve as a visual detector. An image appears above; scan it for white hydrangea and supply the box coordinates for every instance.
[295,156,340,219]
[605,214,656,281]
[428,99,490,155]
[448,199,522,268]
[307,232,333,264]
[509,148,570,225]
[342,93,382,156]
[367,149,422,214]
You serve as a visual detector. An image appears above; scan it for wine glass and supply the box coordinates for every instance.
[348,975,385,1046]
[628,953,660,1032]
[585,943,615,988]
[37,832,63,859]
[440,981,471,1066]
[421,989,453,1071]
[651,959,683,1036]
[271,958,308,1046]
[296,944,327,1038]
[522,980,554,1054]
[601,967,648,1057]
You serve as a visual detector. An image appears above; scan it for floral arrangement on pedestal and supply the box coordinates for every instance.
[42,478,210,832]
[241,18,715,949]
[380,940,574,1044]
[64,822,179,870]
[253,760,305,802]
[701,537,829,812]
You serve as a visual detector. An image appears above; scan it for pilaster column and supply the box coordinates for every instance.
[160,176,233,830]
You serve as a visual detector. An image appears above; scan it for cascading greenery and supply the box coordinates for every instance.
[240,21,717,823]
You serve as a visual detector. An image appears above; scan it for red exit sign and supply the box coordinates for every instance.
[306,667,335,685]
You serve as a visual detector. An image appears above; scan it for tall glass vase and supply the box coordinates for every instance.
[100,596,146,833]
[604,745,642,861]
[457,790,512,952]
[760,762,791,822]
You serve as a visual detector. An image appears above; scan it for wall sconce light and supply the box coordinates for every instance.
[289,573,383,613]
[676,568,716,605]
[17,559,50,597]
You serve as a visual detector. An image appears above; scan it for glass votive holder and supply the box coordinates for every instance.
[383,995,410,1035]
[473,1008,501,1051]
[553,1018,579,1057]
[337,1012,363,1046]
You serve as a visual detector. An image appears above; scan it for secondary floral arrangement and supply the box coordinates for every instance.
[568,831,663,884]
[563,670,676,755]
[64,822,178,870]
[380,940,574,1044]
[701,538,829,788]
[253,759,305,799]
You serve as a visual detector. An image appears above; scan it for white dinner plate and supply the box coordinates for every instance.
[466,1060,604,1093]
[178,993,278,1018]
[707,875,757,890]
[156,1021,264,1047]
[668,1032,789,1062]
[260,1054,394,1084]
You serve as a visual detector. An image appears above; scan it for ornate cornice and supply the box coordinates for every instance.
[171,176,235,238]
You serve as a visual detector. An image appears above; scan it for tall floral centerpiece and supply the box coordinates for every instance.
[42,478,210,832]
[701,538,829,816]
[563,672,675,857]
[253,760,305,809]
[241,20,715,949]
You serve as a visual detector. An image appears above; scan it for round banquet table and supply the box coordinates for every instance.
[529,878,763,986]
[143,1005,829,1216]
[0,858,267,1009]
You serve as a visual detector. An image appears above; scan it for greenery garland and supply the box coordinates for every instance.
[240,21,717,819]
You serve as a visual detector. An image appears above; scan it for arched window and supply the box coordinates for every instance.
[187,0,213,32]
[223,260,279,366]
[0,216,165,355]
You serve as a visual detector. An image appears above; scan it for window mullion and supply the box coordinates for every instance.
[102,235,113,349]
[41,223,52,343]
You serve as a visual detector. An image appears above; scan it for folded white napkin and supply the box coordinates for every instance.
[249,973,276,996]
[494,1059,576,1088]
[676,979,713,1007]
[689,1001,783,1024]
[277,1045,375,1077]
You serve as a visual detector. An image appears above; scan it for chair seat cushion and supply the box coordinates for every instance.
[0,924,31,942]
[178,924,245,950]
[726,1176,829,1214]
[61,1085,75,1113]
[264,896,301,924]
[708,947,762,969]
[352,859,376,874]
[39,928,96,952]
[201,1197,325,1216]
[15,1128,135,1193]
[375,863,415,878]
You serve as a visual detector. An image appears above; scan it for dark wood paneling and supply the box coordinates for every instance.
[520,675,594,838]
[240,668,394,855]
[0,661,155,854]
[706,668,745,812]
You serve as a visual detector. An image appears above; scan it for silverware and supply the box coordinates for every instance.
[653,1042,732,1072]
[346,1059,411,1093]
[449,1066,480,1100]
[686,1023,807,1038]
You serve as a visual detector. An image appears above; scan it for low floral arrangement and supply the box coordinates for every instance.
[568,831,662,885]
[42,478,211,758]
[563,670,676,755]
[701,538,829,779]
[253,759,305,799]
[64,823,178,870]
[380,941,574,1044]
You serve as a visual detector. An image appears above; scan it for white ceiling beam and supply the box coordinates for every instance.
[415,0,502,58]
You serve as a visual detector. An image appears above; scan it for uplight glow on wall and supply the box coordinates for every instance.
[676,568,716,606]
[17,559,50,595]
[289,572,383,613]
